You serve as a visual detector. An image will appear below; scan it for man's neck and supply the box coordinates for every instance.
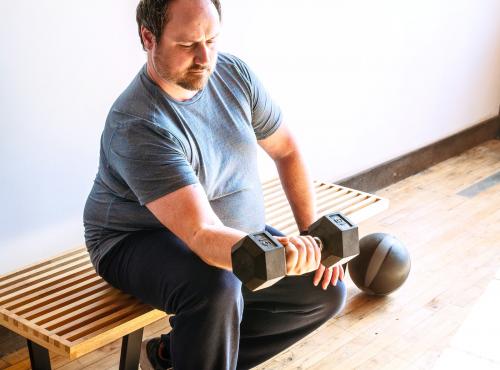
[146,62,198,102]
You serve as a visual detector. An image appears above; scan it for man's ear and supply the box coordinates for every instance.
[141,26,156,51]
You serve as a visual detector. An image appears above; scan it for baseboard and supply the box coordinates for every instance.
[337,115,500,193]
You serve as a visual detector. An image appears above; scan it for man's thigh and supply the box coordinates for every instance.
[98,228,221,313]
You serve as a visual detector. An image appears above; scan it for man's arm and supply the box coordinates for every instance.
[146,182,320,276]
[258,123,317,232]
[146,184,246,271]
[260,123,345,290]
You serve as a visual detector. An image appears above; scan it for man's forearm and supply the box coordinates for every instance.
[191,224,247,271]
[275,149,317,232]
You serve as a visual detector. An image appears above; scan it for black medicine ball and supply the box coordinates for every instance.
[348,233,411,296]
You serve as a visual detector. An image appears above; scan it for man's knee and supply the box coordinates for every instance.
[203,269,243,305]
[298,278,347,320]
[180,267,244,317]
[320,280,347,318]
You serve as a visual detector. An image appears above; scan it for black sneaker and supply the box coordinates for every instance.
[139,337,173,370]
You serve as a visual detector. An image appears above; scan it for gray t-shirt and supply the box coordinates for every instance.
[83,52,282,271]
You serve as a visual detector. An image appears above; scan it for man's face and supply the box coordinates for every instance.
[148,0,220,92]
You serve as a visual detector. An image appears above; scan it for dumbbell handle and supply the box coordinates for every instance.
[312,236,323,251]
[308,236,358,267]
[307,212,360,267]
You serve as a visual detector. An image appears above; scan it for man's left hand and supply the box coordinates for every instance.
[313,263,344,290]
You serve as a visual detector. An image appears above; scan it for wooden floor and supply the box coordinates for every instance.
[1,139,499,370]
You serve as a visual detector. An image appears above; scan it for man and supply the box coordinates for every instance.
[83,0,346,369]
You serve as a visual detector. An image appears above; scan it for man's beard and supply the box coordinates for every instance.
[153,54,213,91]
[177,66,211,91]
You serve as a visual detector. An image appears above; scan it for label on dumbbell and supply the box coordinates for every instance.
[253,233,278,251]
[328,213,353,230]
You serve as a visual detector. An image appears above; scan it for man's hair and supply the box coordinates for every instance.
[136,0,222,51]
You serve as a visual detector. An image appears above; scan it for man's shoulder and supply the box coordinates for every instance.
[103,67,185,144]
[216,52,252,80]
[216,52,244,66]
[110,65,159,124]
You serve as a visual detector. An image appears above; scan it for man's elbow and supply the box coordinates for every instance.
[189,220,221,248]
[274,146,301,165]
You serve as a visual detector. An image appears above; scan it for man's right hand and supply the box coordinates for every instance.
[275,236,322,275]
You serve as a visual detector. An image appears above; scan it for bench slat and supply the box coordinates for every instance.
[13,280,110,317]
[0,250,89,291]
[321,193,369,213]
[265,181,388,236]
[0,248,85,285]
[4,272,100,312]
[276,198,382,234]
[261,177,281,192]
[0,258,91,298]
[44,296,138,333]
[0,266,97,308]
[341,196,378,215]
[60,302,147,341]
[268,192,360,228]
[0,307,73,356]
[265,185,349,214]
[30,286,117,325]
[69,309,166,359]
[264,184,344,211]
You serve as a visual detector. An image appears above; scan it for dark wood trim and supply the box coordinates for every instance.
[337,115,500,193]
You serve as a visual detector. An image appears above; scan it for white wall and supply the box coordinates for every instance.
[1,0,499,273]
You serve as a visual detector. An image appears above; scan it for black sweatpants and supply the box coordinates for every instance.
[98,226,346,370]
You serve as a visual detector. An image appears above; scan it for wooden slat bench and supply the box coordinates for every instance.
[0,180,388,370]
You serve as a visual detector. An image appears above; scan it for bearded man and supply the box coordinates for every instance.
[84,1,346,369]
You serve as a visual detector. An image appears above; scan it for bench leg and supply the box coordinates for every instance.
[119,328,144,370]
[27,340,51,370]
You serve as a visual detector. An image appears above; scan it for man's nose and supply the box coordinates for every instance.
[194,43,210,66]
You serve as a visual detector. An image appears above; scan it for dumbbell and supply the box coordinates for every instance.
[231,212,359,291]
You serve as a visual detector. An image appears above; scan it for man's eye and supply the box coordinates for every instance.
[180,44,193,48]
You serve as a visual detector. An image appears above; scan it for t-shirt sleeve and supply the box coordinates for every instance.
[233,57,283,140]
[107,117,199,205]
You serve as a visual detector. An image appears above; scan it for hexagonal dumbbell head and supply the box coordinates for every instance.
[231,231,286,291]
[308,212,359,267]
